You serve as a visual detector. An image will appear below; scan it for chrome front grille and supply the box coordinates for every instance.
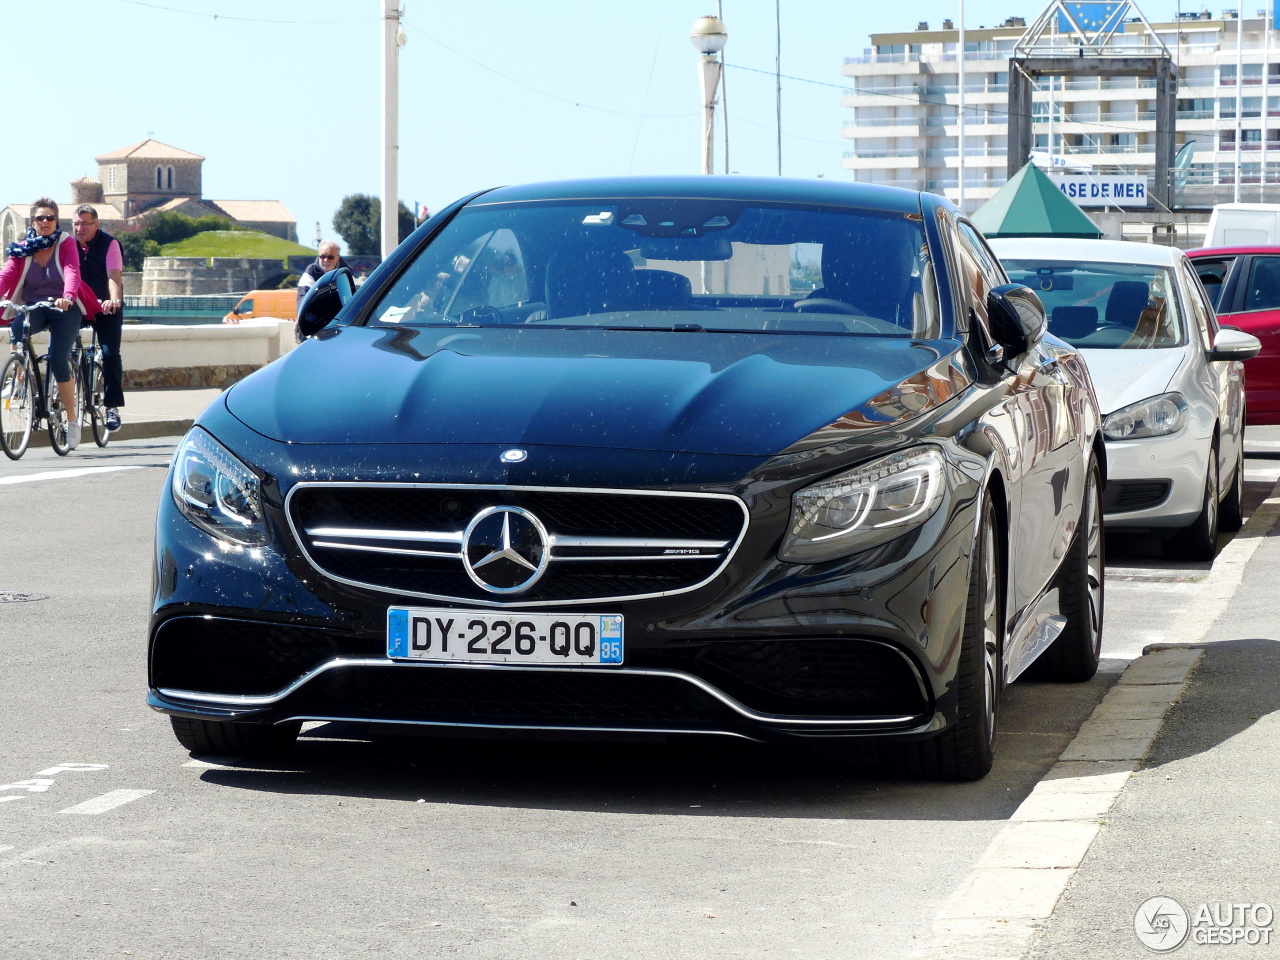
[285,483,749,606]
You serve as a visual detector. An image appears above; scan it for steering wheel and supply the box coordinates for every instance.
[794,298,866,316]
[455,304,504,324]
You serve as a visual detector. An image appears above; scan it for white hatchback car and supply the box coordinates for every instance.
[991,238,1260,560]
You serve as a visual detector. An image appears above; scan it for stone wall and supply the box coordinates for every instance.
[140,256,288,296]
[120,319,296,389]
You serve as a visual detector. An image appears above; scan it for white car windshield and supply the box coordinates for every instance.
[1002,259,1186,349]
[367,201,940,338]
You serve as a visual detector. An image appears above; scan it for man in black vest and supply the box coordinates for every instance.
[72,204,125,432]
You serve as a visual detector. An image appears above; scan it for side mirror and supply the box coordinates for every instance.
[297,267,356,339]
[1208,326,1261,362]
[986,283,1047,357]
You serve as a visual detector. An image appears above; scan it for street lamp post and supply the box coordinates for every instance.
[381,0,406,259]
[690,15,728,175]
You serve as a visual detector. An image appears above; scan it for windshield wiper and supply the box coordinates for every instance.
[602,323,706,332]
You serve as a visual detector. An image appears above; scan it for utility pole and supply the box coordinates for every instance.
[381,0,403,259]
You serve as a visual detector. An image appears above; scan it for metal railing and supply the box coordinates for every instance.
[124,295,242,312]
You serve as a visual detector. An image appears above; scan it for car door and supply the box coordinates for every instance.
[1191,255,1237,311]
[954,220,1080,650]
[1214,253,1280,422]
[1181,259,1243,488]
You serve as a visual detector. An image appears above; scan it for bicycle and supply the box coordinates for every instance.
[0,299,80,459]
[73,323,110,448]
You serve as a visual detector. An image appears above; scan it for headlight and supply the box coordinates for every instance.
[780,447,946,563]
[1103,393,1188,441]
[171,428,267,545]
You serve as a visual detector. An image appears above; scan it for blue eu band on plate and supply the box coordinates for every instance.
[388,607,624,665]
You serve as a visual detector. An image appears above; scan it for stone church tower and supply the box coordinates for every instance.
[96,139,205,219]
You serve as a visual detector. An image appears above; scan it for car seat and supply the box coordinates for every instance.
[1049,305,1099,341]
[633,269,693,310]
[544,249,640,320]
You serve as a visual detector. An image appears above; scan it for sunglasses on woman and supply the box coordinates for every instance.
[32,215,57,223]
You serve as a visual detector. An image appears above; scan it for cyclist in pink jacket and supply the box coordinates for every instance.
[0,197,100,450]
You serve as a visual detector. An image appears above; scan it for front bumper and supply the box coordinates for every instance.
[1101,430,1209,529]
[149,426,985,745]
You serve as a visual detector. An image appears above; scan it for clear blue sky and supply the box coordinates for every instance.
[2,0,1190,253]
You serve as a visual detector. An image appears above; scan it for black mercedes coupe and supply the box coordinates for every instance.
[149,176,1105,780]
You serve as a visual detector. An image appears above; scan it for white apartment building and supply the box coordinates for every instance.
[842,11,1280,214]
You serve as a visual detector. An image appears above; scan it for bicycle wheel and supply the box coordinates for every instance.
[86,350,109,447]
[44,355,77,457]
[0,352,34,459]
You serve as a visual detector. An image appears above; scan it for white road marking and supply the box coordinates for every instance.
[0,796,25,804]
[182,759,236,770]
[59,789,154,815]
[0,466,141,486]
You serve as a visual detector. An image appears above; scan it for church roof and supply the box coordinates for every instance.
[211,199,295,222]
[95,139,205,162]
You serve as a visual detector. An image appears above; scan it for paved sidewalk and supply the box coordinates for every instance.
[1025,505,1280,958]
[26,387,220,448]
[114,387,222,440]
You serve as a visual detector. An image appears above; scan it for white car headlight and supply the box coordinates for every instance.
[1103,393,1188,441]
[781,447,946,563]
[171,428,267,546]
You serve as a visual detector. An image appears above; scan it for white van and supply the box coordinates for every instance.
[1204,203,1280,246]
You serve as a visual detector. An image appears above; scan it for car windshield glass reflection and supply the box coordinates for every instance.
[367,202,938,338]
[1002,260,1186,349]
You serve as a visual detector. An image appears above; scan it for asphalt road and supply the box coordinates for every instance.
[1,431,1276,960]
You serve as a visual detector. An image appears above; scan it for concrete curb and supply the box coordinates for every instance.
[910,476,1280,960]
[24,418,194,449]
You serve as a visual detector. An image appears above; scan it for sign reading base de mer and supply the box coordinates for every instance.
[1050,175,1148,207]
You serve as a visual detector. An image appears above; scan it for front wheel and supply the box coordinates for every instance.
[0,352,34,460]
[170,716,301,757]
[1220,439,1244,533]
[1167,445,1220,562]
[895,497,1001,781]
[1031,457,1104,681]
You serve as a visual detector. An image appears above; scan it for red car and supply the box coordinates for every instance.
[1188,245,1280,424]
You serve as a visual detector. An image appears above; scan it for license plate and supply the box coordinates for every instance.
[387,607,624,666]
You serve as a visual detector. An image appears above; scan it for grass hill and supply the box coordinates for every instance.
[161,230,317,260]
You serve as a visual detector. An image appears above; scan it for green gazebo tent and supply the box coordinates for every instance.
[970,161,1103,239]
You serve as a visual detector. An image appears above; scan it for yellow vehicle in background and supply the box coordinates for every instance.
[223,289,297,323]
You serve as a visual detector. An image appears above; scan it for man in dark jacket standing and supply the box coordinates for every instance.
[297,241,350,306]
[72,204,125,432]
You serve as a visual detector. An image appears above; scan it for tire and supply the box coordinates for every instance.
[1167,444,1220,562]
[894,497,1001,781]
[87,358,109,447]
[170,716,301,757]
[0,352,33,460]
[1031,457,1104,682]
[44,359,77,457]
[1220,440,1244,533]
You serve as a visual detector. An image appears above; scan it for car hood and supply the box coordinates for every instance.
[224,325,964,456]
[1078,347,1188,415]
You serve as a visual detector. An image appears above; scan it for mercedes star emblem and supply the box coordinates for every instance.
[500,449,528,463]
[461,506,550,593]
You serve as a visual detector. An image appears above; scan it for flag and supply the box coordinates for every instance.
[414,201,430,220]
[1056,2,1127,34]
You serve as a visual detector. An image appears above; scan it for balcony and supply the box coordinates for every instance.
[843,148,921,159]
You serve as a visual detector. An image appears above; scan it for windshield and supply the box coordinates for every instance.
[1002,259,1185,349]
[366,201,939,338]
